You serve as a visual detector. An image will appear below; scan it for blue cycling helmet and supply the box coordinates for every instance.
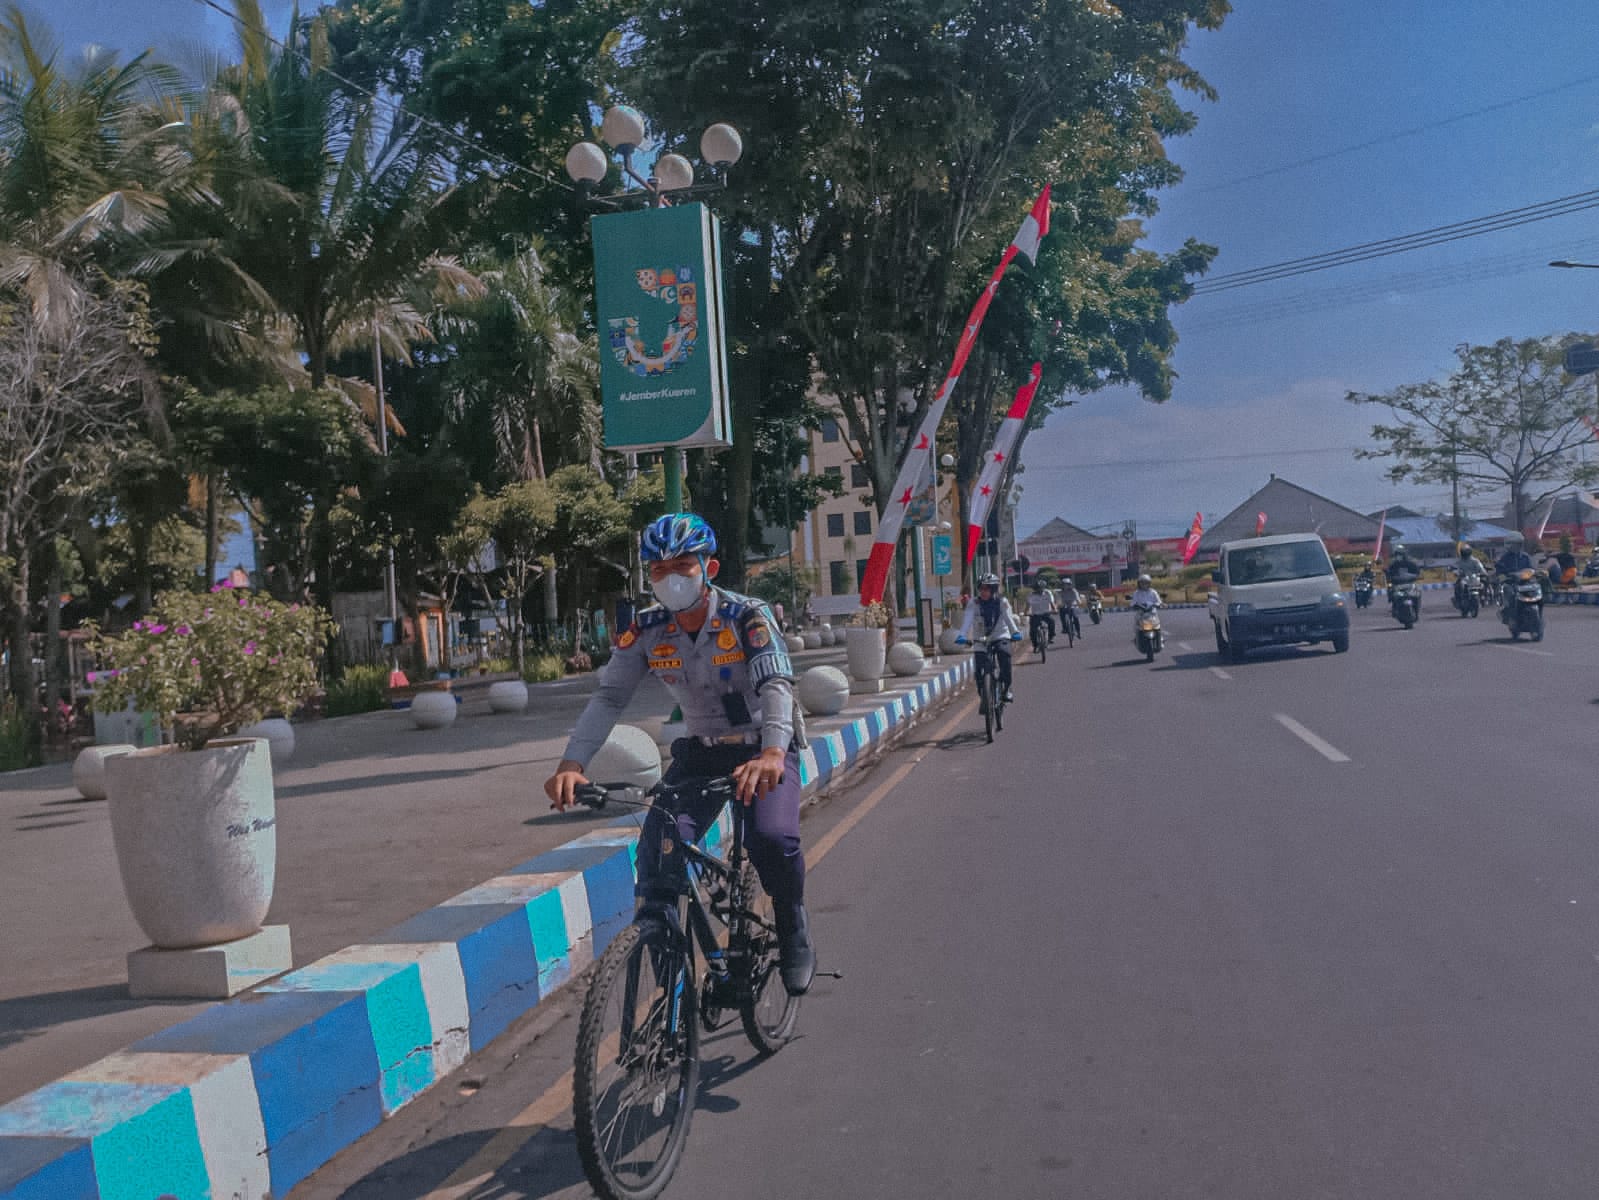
[640,513,718,562]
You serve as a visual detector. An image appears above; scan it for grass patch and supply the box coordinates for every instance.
[522,654,564,683]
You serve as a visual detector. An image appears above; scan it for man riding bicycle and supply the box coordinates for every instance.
[544,513,815,996]
[956,573,1023,705]
[1025,582,1057,645]
[1057,577,1083,639]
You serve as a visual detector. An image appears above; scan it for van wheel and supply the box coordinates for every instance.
[1214,623,1228,657]
[1332,633,1349,653]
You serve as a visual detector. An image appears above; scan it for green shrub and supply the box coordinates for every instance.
[522,654,564,683]
[325,664,389,717]
[476,657,514,674]
[0,697,38,772]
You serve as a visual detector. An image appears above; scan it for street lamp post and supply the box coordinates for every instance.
[565,109,744,512]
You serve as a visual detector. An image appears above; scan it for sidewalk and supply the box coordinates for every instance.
[0,643,862,1106]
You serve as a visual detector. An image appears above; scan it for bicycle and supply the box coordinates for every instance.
[969,634,1012,743]
[1029,614,1049,663]
[571,776,804,1200]
[1060,607,1080,647]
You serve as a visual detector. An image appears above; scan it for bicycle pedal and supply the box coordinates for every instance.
[814,970,844,980]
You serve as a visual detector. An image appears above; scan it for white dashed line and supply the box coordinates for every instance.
[1273,713,1351,763]
[1494,644,1555,658]
[1209,666,1232,681]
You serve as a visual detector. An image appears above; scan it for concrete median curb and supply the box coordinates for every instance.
[0,657,971,1200]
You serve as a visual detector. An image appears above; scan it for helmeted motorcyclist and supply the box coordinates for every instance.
[1129,573,1161,610]
[956,572,1022,705]
[1495,533,1537,620]
[1453,543,1485,609]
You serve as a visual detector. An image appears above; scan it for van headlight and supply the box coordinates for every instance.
[1322,592,1345,607]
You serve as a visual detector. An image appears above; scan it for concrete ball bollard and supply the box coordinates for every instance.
[818,624,835,646]
[487,680,529,713]
[586,724,663,789]
[938,627,967,655]
[887,641,926,676]
[73,743,135,801]
[238,718,295,765]
[802,631,823,650]
[784,634,806,654]
[410,690,457,729]
[797,665,850,716]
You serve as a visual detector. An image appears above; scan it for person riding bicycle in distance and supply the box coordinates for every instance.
[956,572,1023,704]
[544,513,815,996]
[1024,580,1057,644]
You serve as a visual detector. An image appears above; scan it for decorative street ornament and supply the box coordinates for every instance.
[861,186,1051,604]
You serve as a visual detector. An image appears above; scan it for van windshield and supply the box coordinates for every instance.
[1226,542,1334,585]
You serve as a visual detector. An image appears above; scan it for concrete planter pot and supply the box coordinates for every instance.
[105,738,277,949]
[845,627,887,681]
[487,680,529,713]
[238,718,295,765]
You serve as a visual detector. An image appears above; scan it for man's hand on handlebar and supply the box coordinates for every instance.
[731,746,785,806]
[544,759,591,811]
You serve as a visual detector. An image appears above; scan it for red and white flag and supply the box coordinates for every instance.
[965,363,1042,564]
[1373,508,1387,559]
[1254,511,1268,536]
[1180,512,1204,566]
[860,187,1052,605]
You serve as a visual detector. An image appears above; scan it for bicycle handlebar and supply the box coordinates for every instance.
[574,776,736,812]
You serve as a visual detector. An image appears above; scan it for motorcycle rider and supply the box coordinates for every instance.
[1025,581,1057,644]
[1452,543,1485,610]
[956,573,1023,705]
[1495,534,1536,618]
[1386,543,1422,611]
[1129,573,1162,610]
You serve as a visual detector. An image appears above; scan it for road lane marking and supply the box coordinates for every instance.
[1494,644,1555,658]
[1209,666,1232,681]
[1273,714,1351,763]
[1178,641,1196,653]
[424,690,979,1197]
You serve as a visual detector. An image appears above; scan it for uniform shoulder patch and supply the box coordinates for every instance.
[617,627,638,650]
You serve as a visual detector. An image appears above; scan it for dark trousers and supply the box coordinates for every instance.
[1029,613,1054,642]
[974,644,1012,690]
[635,739,805,916]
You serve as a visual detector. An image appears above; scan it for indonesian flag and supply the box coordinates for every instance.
[1535,502,1553,542]
[860,186,1052,604]
[1373,508,1387,560]
[965,363,1042,564]
[1255,511,1267,536]
[1180,512,1204,566]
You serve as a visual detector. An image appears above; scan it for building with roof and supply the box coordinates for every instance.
[1516,491,1599,543]
[1199,476,1383,555]
[1381,515,1517,564]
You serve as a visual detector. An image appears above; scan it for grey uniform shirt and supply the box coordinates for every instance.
[563,586,802,767]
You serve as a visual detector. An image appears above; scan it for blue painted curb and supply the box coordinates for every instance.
[0,658,971,1200]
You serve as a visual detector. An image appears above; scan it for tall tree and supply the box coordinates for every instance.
[1349,335,1599,534]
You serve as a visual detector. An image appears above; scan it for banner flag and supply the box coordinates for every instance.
[1373,508,1387,560]
[1180,512,1204,566]
[965,363,1043,564]
[1255,511,1267,536]
[859,187,1051,605]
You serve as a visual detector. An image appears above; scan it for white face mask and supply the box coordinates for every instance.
[653,570,706,612]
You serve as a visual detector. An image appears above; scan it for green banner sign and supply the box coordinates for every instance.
[591,202,732,451]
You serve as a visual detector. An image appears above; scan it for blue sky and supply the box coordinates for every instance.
[38,2,1599,538]
[1016,2,1599,537]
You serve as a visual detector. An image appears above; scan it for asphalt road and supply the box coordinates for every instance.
[295,600,1599,1200]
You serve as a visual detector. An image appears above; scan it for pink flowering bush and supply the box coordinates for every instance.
[92,589,335,749]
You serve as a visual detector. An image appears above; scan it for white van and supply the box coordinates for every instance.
[1209,532,1349,662]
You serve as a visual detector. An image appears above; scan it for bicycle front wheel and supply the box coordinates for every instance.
[574,919,700,1200]
[733,863,800,1055]
[982,669,995,743]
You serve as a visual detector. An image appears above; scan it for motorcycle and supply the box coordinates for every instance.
[1389,580,1421,629]
[1584,554,1599,580]
[1087,594,1103,625]
[1132,602,1163,663]
[1501,569,1546,642]
[1452,572,1484,619]
[1353,575,1374,609]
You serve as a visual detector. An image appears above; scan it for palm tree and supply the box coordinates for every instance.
[437,243,601,483]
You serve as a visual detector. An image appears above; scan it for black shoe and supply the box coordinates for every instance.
[776,905,816,996]
[1003,688,1015,703]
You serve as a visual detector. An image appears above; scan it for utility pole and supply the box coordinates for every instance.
[373,319,400,669]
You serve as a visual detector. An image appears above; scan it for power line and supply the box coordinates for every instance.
[1191,189,1599,296]
[1191,70,1599,195]
[189,0,572,198]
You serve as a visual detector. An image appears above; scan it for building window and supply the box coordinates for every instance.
[829,560,850,595]
[821,418,841,443]
[850,462,870,489]
[856,559,870,591]
[824,465,843,485]
[853,510,873,536]
[826,512,845,538]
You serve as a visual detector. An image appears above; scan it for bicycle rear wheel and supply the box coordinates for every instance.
[1033,627,1046,662]
[574,919,700,1200]
[982,667,995,743]
[732,862,800,1055]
